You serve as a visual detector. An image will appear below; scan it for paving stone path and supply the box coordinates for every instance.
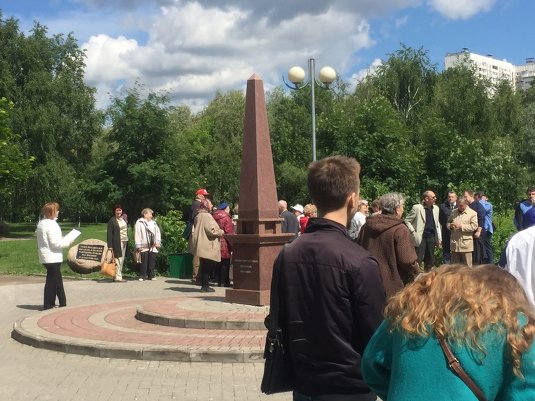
[1,275,291,401]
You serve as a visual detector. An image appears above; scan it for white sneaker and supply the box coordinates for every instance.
[138,278,144,281]
[150,277,156,281]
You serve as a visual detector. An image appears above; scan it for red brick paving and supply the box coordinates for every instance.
[35,296,267,349]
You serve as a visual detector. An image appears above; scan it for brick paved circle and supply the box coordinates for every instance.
[12,294,268,362]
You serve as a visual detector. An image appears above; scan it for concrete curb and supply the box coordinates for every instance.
[11,318,265,362]
[135,307,266,330]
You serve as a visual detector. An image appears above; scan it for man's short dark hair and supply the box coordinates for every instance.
[307,156,360,214]
[464,189,474,197]
[527,186,535,194]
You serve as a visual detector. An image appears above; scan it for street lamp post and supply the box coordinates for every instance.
[284,58,337,161]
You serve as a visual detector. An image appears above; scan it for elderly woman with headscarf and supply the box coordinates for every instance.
[357,192,420,299]
[189,198,224,292]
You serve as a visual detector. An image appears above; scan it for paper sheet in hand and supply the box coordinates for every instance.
[64,229,81,243]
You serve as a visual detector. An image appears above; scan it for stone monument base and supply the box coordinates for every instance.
[225,288,271,306]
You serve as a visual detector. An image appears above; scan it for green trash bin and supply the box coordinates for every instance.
[169,253,193,278]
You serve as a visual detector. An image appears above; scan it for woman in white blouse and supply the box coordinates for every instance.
[36,202,74,310]
[134,208,161,281]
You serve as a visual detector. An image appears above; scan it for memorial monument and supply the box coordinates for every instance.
[67,239,108,274]
[225,74,294,306]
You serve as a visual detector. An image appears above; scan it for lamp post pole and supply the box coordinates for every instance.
[285,59,336,161]
[308,58,317,161]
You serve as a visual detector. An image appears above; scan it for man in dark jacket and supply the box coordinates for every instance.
[438,191,457,264]
[274,155,385,400]
[278,199,299,240]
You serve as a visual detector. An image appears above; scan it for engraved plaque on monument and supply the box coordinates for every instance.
[67,239,108,274]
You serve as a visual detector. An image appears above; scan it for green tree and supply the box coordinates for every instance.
[332,94,421,200]
[103,86,177,217]
[370,45,437,126]
[0,97,33,218]
[431,65,492,140]
[196,91,244,204]
[516,103,535,181]
[0,15,102,220]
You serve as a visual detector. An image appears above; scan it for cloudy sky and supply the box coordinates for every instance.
[2,0,532,110]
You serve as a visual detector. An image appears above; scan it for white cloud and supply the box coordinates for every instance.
[427,0,495,20]
[349,58,383,87]
[82,2,375,109]
[84,34,139,82]
[77,0,497,109]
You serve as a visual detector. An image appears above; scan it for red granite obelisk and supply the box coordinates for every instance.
[225,74,294,306]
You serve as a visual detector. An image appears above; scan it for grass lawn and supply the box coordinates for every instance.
[0,222,113,278]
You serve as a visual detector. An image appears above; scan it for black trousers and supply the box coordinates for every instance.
[484,231,494,264]
[473,235,486,265]
[43,263,66,310]
[441,227,451,264]
[199,258,219,287]
[416,235,436,271]
[218,258,231,287]
[140,251,156,279]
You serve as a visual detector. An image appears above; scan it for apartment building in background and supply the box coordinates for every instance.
[516,58,535,91]
[444,48,535,92]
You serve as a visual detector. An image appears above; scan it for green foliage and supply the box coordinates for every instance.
[431,65,492,139]
[156,210,188,256]
[516,104,535,175]
[101,86,178,216]
[491,210,516,261]
[0,15,102,220]
[0,97,33,216]
[331,95,421,200]
[196,91,244,204]
[0,17,534,229]
[154,210,188,273]
[370,44,437,126]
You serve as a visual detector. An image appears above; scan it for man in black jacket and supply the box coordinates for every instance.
[275,155,385,401]
[439,191,457,264]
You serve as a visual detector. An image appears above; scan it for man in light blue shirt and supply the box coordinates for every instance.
[476,191,494,263]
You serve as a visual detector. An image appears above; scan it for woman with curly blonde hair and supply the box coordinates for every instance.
[361,264,535,400]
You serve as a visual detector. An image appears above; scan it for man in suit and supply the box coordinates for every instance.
[447,196,478,267]
[405,190,442,272]
[278,200,299,241]
[439,191,457,264]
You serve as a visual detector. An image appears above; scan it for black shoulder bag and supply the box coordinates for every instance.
[260,246,294,394]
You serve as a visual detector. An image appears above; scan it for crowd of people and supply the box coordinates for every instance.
[34,157,535,401]
[264,156,535,401]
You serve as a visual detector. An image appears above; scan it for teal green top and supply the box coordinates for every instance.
[361,320,535,400]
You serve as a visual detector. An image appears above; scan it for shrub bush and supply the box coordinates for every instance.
[155,210,188,273]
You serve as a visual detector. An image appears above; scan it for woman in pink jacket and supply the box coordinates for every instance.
[212,202,234,287]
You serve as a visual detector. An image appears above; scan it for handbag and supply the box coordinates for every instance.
[438,336,488,401]
[134,249,142,264]
[261,245,293,394]
[182,221,193,240]
[100,248,117,278]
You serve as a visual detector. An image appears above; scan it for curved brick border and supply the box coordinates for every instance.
[11,296,267,362]
[135,297,267,330]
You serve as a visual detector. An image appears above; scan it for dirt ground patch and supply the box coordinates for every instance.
[0,275,44,286]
